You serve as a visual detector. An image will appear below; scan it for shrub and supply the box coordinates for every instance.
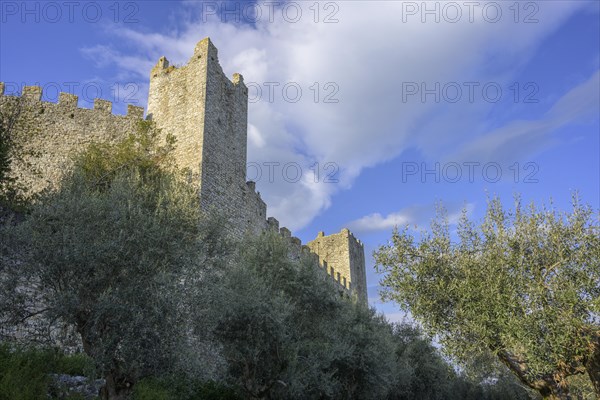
[133,376,240,400]
[56,353,97,378]
[0,344,101,400]
[0,343,56,400]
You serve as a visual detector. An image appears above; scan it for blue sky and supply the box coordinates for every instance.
[1,1,599,321]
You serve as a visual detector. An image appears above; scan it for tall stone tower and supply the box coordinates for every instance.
[147,38,267,236]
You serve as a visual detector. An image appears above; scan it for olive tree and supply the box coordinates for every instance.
[205,231,397,399]
[386,323,533,400]
[374,196,600,400]
[204,232,339,398]
[0,125,230,400]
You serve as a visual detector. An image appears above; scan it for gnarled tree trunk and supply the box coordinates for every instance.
[99,370,134,400]
[78,322,135,400]
[497,350,572,400]
[585,337,600,397]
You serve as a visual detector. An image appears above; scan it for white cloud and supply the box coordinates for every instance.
[347,202,475,234]
[81,45,154,80]
[80,1,592,231]
[347,211,412,233]
[247,124,265,148]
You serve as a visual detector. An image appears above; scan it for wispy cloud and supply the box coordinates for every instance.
[81,45,154,80]
[450,70,600,164]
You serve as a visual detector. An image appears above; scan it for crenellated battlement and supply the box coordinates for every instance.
[0,84,146,197]
[0,37,368,304]
[149,38,247,104]
[0,84,145,119]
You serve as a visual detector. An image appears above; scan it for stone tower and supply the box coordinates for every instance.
[147,38,267,236]
[307,229,368,304]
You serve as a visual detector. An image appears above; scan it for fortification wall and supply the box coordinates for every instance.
[0,83,145,198]
[307,229,367,302]
[270,220,353,296]
[241,181,268,235]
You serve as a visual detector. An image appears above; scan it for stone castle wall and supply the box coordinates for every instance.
[0,82,144,198]
[0,38,368,303]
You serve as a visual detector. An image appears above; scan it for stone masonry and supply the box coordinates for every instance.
[0,84,144,196]
[147,38,266,236]
[0,38,368,304]
[307,229,368,304]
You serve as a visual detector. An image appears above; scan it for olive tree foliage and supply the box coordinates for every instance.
[387,324,533,400]
[387,323,457,400]
[0,123,232,400]
[202,231,397,400]
[374,196,600,400]
[324,302,396,400]
[202,231,532,400]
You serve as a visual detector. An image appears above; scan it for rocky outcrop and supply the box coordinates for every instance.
[48,374,105,400]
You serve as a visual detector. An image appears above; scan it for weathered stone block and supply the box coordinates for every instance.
[22,86,42,101]
[127,104,144,119]
[59,93,78,109]
[93,99,112,113]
